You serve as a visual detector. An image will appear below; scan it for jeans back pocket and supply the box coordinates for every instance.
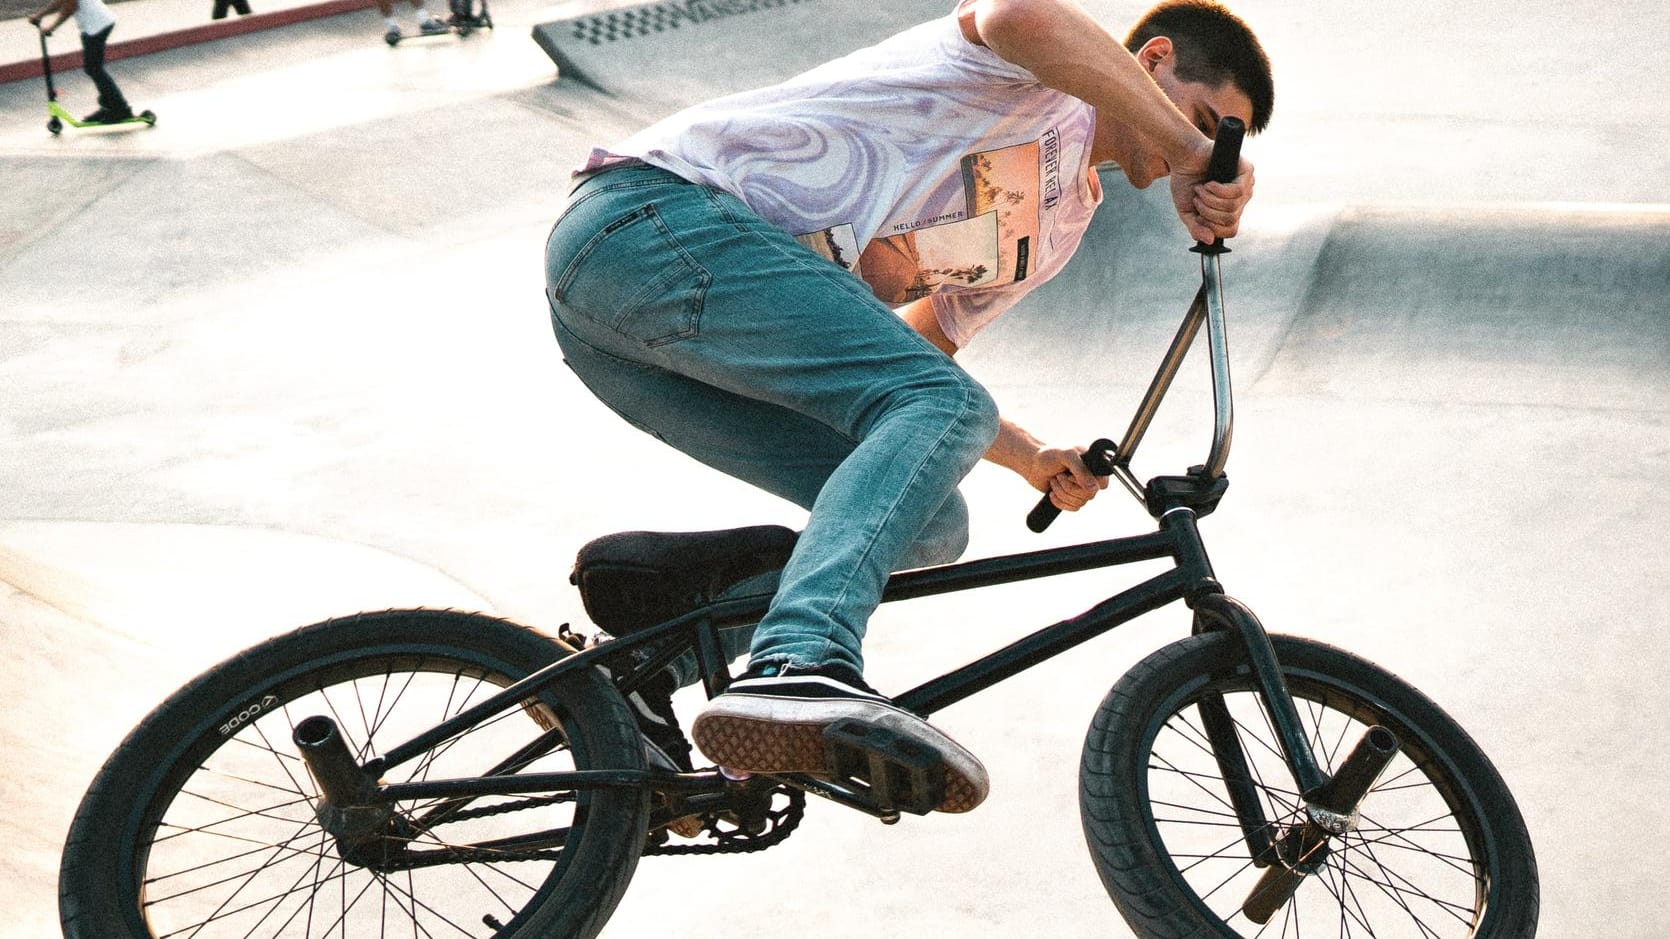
[550,200,711,348]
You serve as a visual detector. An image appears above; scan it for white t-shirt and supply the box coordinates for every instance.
[581,8,1102,348]
[73,0,117,37]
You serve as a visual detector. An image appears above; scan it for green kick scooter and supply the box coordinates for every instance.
[38,26,155,135]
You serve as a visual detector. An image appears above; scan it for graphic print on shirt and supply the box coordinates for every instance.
[795,223,863,272]
[795,130,1059,305]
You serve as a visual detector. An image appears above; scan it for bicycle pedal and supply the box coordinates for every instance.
[822,718,945,816]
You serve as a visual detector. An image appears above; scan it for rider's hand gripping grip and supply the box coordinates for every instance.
[1025,117,1245,533]
[1025,439,1118,533]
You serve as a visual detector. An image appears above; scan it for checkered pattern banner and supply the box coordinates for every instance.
[567,0,813,44]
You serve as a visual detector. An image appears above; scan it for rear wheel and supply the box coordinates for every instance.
[1081,632,1537,937]
[60,608,649,939]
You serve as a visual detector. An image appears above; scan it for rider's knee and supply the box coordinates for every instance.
[904,490,971,569]
[926,366,999,455]
[962,378,1000,449]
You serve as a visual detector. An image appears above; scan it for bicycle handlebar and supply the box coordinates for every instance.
[1204,116,1246,187]
[1027,117,1245,533]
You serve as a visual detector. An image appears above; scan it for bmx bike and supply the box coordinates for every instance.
[57,119,1538,938]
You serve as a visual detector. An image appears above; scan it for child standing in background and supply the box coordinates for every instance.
[29,0,133,124]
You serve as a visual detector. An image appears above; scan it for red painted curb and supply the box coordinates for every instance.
[0,0,376,85]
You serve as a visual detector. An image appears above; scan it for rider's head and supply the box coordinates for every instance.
[1125,0,1274,135]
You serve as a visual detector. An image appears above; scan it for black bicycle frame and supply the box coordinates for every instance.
[370,502,1327,832]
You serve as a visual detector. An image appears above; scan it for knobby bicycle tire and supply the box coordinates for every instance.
[1081,632,1538,938]
[59,608,650,939]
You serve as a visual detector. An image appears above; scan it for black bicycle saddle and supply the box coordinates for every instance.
[570,525,798,636]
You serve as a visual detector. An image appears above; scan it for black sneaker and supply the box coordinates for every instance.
[690,662,989,813]
[626,670,695,773]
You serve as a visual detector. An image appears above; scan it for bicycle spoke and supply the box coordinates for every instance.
[1344,838,1477,925]
[242,722,310,799]
[152,791,316,845]
[146,824,328,900]
[153,834,340,938]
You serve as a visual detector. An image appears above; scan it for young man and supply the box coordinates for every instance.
[29,0,134,124]
[544,0,1273,811]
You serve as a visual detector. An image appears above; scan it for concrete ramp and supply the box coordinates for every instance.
[962,178,1336,405]
[533,0,947,114]
[1261,206,1670,411]
[968,181,1669,416]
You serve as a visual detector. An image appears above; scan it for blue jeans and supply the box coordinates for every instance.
[544,164,999,681]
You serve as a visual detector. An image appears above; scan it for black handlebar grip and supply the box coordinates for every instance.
[1026,439,1118,533]
[1205,116,1245,185]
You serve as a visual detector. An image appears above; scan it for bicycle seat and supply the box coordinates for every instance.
[571,525,797,635]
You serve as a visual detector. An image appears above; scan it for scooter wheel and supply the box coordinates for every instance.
[141,110,156,125]
[47,116,62,135]
[384,31,400,45]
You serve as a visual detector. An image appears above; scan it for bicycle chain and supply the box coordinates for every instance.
[378,785,805,869]
[381,844,566,870]
[431,793,575,824]
[644,785,806,857]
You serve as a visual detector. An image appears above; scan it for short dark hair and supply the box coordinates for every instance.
[1125,0,1274,134]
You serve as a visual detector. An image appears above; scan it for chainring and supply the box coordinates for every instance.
[646,784,806,856]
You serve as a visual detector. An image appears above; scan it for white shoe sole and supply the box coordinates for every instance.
[691,692,989,813]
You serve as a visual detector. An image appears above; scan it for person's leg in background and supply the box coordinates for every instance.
[78,24,131,121]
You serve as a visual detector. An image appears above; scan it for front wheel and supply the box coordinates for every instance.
[1081,632,1538,938]
[59,608,650,939]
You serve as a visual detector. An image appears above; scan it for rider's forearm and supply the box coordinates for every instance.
[983,417,1047,481]
[33,0,72,28]
[967,0,1204,166]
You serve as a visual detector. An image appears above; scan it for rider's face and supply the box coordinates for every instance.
[1095,39,1255,188]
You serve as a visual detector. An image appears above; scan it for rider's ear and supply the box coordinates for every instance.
[1135,36,1172,73]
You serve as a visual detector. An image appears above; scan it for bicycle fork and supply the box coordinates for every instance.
[1191,593,1403,922]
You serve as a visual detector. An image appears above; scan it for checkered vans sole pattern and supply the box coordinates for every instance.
[690,672,989,813]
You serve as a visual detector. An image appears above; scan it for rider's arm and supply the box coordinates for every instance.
[899,298,1106,512]
[959,0,1246,243]
[29,0,76,33]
